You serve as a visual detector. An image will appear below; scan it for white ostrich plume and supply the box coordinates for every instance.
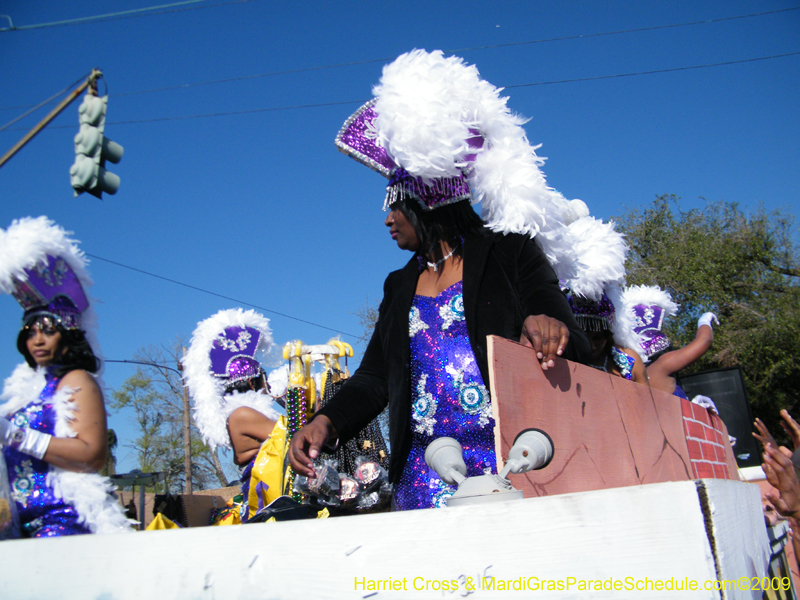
[373,49,589,261]
[555,216,628,302]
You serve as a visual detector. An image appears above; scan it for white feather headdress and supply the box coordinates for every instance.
[555,216,628,301]
[182,308,275,450]
[612,285,680,362]
[0,216,103,367]
[336,49,589,265]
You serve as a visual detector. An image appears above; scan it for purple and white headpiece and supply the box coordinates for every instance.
[612,285,679,363]
[556,216,628,333]
[336,49,591,266]
[564,289,617,332]
[182,308,275,450]
[0,216,102,359]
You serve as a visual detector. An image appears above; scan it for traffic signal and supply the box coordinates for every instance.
[70,93,123,198]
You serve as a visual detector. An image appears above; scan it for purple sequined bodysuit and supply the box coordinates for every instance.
[395,281,496,510]
[3,371,91,537]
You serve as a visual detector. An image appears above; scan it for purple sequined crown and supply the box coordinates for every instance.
[335,100,484,211]
[12,254,89,329]
[632,303,670,358]
[209,325,264,385]
[566,291,616,332]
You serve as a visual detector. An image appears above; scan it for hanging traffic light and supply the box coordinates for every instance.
[70,93,123,198]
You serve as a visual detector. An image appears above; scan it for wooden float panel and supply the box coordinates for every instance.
[487,336,737,499]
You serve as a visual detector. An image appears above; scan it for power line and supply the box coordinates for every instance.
[84,252,359,339]
[449,6,800,53]
[15,51,797,130]
[505,50,800,88]
[58,5,800,100]
[0,5,796,111]
[0,0,258,32]
[0,74,89,131]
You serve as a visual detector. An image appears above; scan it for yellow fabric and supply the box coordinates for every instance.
[146,513,181,531]
[247,416,290,517]
[211,507,241,526]
[316,508,330,519]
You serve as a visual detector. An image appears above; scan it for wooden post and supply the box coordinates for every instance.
[179,348,192,495]
[0,69,101,169]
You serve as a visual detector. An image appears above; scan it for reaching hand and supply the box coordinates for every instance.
[287,415,336,478]
[519,315,570,371]
[753,417,779,450]
[697,312,719,329]
[763,443,800,520]
[780,409,800,452]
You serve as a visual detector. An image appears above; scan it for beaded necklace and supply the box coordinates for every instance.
[284,387,308,501]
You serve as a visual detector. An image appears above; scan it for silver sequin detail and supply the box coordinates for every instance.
[412,373,437,436]
[439,293,465,330]
[215,330,252,352]
[446,359,491,427]
[409,306,429,337]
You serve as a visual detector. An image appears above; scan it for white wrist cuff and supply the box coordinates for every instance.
[10,425,52,460]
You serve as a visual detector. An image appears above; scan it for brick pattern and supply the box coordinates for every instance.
[681,399,730,479]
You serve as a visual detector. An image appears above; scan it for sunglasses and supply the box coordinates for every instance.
[23,317,60,338]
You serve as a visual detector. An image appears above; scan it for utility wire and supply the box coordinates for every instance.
[504,50,800,88]
[64,5,800,100]
[84,252,359,339]
[12,51,797,131]
[0,5,796,111]
[0,0,258,32]
[449,6,800,53]
[0,74,89,131]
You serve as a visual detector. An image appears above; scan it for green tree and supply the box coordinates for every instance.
[354,295,380,349]
[109,343,237,492]
[99,429,118,476]
[615,195,800,438]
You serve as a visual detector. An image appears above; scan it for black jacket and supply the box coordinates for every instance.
[317,229,590,482]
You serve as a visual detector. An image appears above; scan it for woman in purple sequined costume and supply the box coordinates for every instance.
[289,49,592,509]
[291,198,589,510]
[2,319,107,536]
[0,216,131,537]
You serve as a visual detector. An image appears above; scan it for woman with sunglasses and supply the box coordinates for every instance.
[0,216,131,537]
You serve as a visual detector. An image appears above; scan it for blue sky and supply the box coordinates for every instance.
[1,0,798,474]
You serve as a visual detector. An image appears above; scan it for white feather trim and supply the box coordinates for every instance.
[267,364,289,398]
[222,389,281,422]
[612,285,679,361]
[48,469,134,534]
[182,308,274,450]
[0,363,46,417]
[0,216,104,372]
[555,217,628,301]
[1,364,133,534]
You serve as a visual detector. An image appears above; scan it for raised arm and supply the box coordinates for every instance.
[647,312,716,380]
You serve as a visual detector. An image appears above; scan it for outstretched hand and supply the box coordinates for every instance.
[763,443,800,520]
[780,409,800,451]
[287,415,336,478]
[753,417,778,450]
[520,314,570,370]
